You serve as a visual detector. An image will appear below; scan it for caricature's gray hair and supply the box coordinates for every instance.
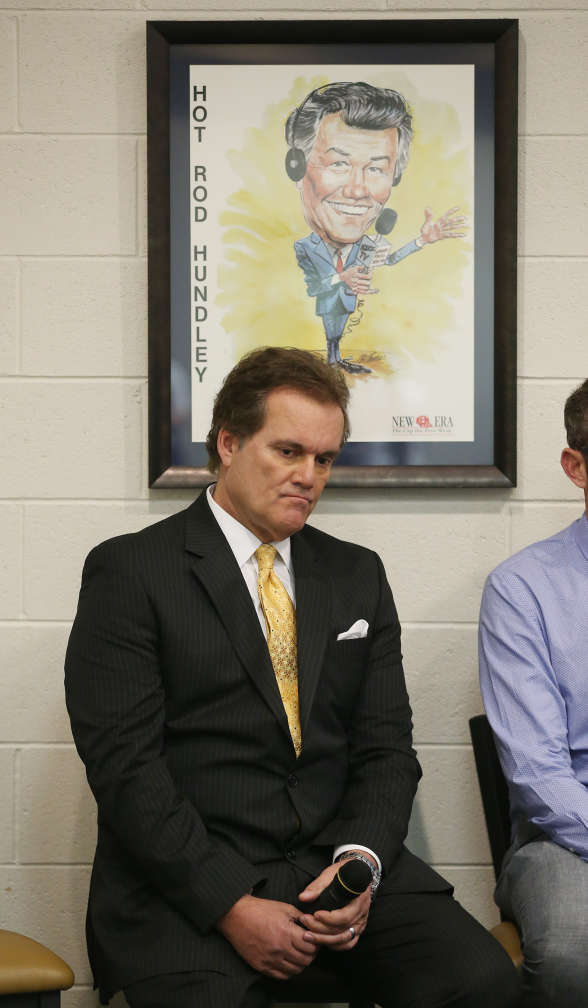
[285,81,413,182]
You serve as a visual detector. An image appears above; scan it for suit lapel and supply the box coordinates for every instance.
[184,493,292,742]
[310,232,337,271]
[291,529,331,735]
[347,240,360,266]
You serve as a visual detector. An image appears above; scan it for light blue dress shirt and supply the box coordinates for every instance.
[479,513,588,859]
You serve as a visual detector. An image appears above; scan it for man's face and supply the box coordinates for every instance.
[299,112,399,246]
[213,387,344,543]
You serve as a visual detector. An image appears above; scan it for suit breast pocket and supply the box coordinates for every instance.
[319,637,369,727]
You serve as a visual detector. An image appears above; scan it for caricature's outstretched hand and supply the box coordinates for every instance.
[419,206,467,244]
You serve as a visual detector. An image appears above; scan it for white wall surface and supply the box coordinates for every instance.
[0,4,586,1007]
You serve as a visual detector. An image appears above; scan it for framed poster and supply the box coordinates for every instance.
[147,19,517,488]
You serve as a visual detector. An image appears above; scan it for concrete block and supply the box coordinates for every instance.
[146,0,383,8]
[521,15,588,135]
[387,0,583,7]
[311,500,509,622]
[514,380,582,500]
[0,503,22,618]
[520,137,588,257]
[0,261,18,374]
[14,0,136,8]
[438,866,499,930]
[20,14,145,133]
[109,994,129,1008]
[0,624,72,742]
[18,748,96,864]
[138,135,147,258]
[0,865,92,983]
[0,16,16,131]
[519,259,588,378]
[0,381,143,498]
[407,746,491,865]
[65,991,130,1008]
[403,626,483,745]
[24,500,188,620]
[0,137,136,255]
[0,749,15,862]
[511,502,584,556]
[63,990,104,1008]
[22,259,147,377]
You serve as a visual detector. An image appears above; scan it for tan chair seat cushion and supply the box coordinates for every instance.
[0,930,74,994]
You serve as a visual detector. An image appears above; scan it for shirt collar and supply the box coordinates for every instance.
[324,239,354,258]
[206,484,292,571]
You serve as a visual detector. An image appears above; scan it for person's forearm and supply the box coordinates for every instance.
[386,239,422,265]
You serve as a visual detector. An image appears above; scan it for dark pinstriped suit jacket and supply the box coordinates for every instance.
[65,490,447,998]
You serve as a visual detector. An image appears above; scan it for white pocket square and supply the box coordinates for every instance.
[337,619,369,641]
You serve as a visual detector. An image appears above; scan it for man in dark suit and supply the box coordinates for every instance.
[65,347,519,1007]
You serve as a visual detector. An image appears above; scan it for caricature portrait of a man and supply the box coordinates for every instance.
[285,82,465,374]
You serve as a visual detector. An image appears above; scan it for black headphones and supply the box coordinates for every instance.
[285,144,307,182]
[284,86,324,182]
[285,83,404,186]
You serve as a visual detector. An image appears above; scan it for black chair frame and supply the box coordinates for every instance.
[469,714,512,881]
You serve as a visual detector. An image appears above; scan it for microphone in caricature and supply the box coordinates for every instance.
[355,209,398,290]
[299,858,373,914]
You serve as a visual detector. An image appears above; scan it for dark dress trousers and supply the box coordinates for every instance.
[65,491,450,999]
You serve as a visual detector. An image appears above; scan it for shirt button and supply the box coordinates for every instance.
[287,774,298,789]
[286,848,296,860]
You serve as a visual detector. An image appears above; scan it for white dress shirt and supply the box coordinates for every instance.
[207,485,381,874]
[324,239,355,287]
[207,485,294,632]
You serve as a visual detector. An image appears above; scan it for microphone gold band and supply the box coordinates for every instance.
[336,870,364,896]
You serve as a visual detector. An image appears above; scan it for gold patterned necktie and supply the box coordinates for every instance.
[255,544,301,756]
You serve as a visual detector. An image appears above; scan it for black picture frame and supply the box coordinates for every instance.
[147,18,517,489]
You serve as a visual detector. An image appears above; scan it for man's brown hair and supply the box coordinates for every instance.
[564,378,588,468]
[206,346,350,472]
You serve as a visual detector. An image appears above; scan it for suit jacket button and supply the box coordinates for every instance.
[286,848,296,859]
[287,774,298,789]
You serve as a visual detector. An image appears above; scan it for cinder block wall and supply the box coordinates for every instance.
[0,5,586,1007]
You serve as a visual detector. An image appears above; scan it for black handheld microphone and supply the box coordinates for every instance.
[300,858,373,914]
[374,207,398,236]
